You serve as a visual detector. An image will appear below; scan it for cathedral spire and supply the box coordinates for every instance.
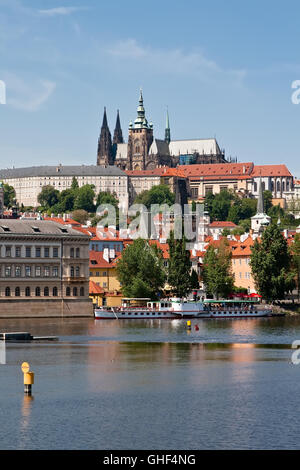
[97,107,112,166]
[102,106,108,128]
[257,178,264,214]
[165,107,171,144]
[113,109,124,145]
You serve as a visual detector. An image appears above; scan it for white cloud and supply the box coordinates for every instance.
[38,7,86,17]
[3,73,56,111]
[106,39,246,85]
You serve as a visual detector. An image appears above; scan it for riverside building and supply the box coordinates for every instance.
[0,219,92,317]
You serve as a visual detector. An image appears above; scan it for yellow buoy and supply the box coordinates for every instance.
[21,362,34,395]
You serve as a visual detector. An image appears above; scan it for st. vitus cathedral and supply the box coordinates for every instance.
[97,90,227,171]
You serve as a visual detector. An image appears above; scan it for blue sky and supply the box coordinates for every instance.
[1,0,300,176]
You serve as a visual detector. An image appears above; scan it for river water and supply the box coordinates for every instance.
[1,316,300,450]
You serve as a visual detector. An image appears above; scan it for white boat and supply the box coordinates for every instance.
[94,298,271,320]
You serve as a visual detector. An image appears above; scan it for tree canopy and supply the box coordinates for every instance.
[202,238,234,299]
[116,239,166,299]
[250,223,295,301]
[134,184,175,208]
[167,231,194,298]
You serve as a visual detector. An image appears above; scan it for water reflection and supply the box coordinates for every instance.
[19,395,34,449]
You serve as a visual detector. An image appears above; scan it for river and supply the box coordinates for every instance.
[1,316,300,450]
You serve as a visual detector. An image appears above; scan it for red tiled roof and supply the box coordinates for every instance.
[89,280,104,295]
[178,162,254,178]
[251,165,292,177]
[209,221,237,228]
[89,250,121,268]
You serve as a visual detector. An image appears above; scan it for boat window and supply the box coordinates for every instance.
[128,312,131,315]
[147,312,150,315]
[135,312,138,315]
[140,312,144,315]
[122,312,125,315]
[158,312,161,315]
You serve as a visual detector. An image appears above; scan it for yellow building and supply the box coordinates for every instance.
[89,250,122,307]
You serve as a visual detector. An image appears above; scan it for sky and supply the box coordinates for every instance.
[1,0,300,176]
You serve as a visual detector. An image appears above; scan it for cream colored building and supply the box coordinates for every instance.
[0,219,93,317]
[0,165,129,210]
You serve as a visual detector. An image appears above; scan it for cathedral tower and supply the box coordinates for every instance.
[127,89,153,170]
[165,108,171,144]
[97,107,113,166]
[112,110,124,161]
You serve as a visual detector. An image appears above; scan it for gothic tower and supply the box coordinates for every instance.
[112,109,124,161]
[127,89,153,170]
[97,107,113,166]
[165,108,171,144]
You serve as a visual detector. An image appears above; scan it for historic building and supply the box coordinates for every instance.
[0,219,93,317]
[0,165,129,210]
[97,90,227,171]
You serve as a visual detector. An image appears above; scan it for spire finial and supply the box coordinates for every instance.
[165,106,171,144]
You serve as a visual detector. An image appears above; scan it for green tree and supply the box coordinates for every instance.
[290,233,300,301]
[227,198,257,224]
[250,223,295,301]
[263,190,273,213]
[3,183,16,208]
[210,190,235,221]
[74,184,95,212]
[71,177,79,190]
[37,185,60,209]
[116,239,166,299]
[167,231,193,298]
[134,184,175,208]
[190,269,199,289]
[202,238,234,299]
[96,191,119,208]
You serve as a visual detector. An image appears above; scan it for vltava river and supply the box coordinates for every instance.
[1,316,300,450]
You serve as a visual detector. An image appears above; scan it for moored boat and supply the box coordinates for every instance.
[94,297,271,319]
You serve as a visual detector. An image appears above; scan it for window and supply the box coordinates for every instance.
[96,271,100,277]
[53,287,58,296]
[52,267,58,277]
[102,271,107,276]
[76,266,80,277]
[80,287,84,296]
[73,287,78,296]
[70,266,74,277]
[103,282,107,288]
[44,266,50,277]
[66,286,71,296]
[15,246,21,257]
[5,266,11,277]
[70,248,74,258]
[76,248,80,258]
[15,266,21,277]
[35,287,41,297]
[53,247,59,258]
[35,266,41,277]
[5,287,10,297]
[26,247,31,257]
[35,247,41,257]
[15,287,20,297]
[44,287,49,296]
[25,266,31,277]
[44,247,50,258]
[25,287,31,297]
[5,246,11,257]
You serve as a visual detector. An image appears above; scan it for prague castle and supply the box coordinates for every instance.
[97,90,227,171]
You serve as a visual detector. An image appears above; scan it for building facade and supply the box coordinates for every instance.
[0,219,92,317]
[0,165,129,211]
